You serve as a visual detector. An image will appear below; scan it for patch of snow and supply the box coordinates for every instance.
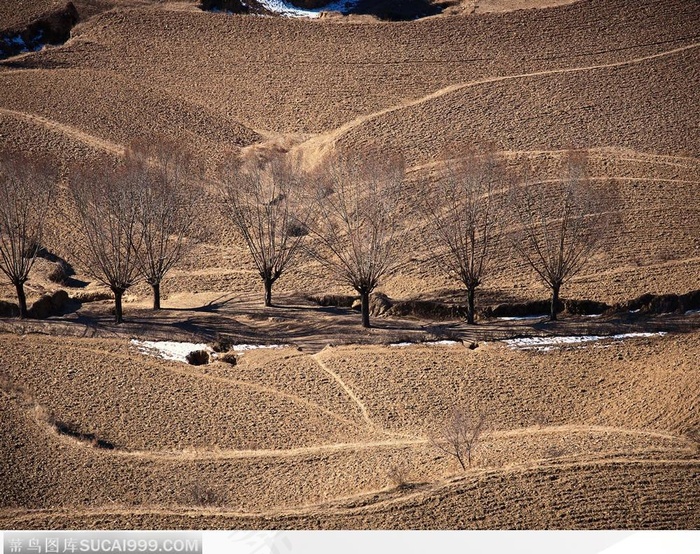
[427,340,460,346]
[503,332,667,351]
[131,340,287,362]
[255,0,360,18]
[228,343,286,352]
[131,339,213,363]
[8,35,26,47]
[389,340,460,348]
[685,309,700,315]
[497,315,546,321]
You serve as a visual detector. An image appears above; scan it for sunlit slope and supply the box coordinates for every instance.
[1,332,698,529]
[0,0,698,304]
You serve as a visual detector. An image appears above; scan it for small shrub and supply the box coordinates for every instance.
[386,461,411,490]
[306,294,358,308]
[563,298,609,316]
[186,350,210,366]
[432,409,488,470]
[186,483,223,507]
[219,351,237,365]
[27,295,54,319]
[71,290,113,303]
[29,290,70,319]
[210,337,232,353]
[370,292,393,316]
[387,300,467,320]
[50,290,69,312]
[21,239,43,259]
[286,222,308,237]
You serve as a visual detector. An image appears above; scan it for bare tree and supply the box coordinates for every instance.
[432,408,488,470]
[219,156,312,307]
[0,151,54,318]
[69,162,142,324]
[308,148,405,328]
[420,147,504,324]
[126,139,200,310]
[509,151,608,321]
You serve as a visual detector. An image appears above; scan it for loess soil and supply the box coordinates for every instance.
[1,0,699,529]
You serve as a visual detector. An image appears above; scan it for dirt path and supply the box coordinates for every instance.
[312,353,376,430]
[5,339,363,429]
[113,437,428,461]
[407,147,700,173]
[0,106,123,155]
[295,41,700,164]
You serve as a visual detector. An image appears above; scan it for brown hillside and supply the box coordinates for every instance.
[1,0,699,530]
[1,330,698,528]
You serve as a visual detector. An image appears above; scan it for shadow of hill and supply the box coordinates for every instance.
[353,0,443,20]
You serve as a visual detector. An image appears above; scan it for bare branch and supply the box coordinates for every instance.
[306,146,405,328]
[0,150,55,318]
[419,146,507,324]
[68,160,142,323]
[218,155,313,307]
[126,138,202,310]
[432,408,488,470]
[509,150,612,320]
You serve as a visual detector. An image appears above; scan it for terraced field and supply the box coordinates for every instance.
[1,327,698,528]
[1,0,699,529]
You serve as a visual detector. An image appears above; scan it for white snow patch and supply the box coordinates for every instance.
[227,343,287,352]
[497,315,546,321]
[389,340,460,348]
[131,339,213,363]
[685,309,700,315]
[131,340,287,363]
[255,0,360,18]
[503,332,667,351]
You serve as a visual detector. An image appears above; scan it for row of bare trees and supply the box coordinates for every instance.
[214,146,609,327]
[66,141,199,323]
[421,148,611,322]
[1,144,609,326]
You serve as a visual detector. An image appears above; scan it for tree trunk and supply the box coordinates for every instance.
[113,288,124,324]
[264,278,273,307]
[467,286,476,325]
[550,283,560,321]
[15,280,28,319]
[361,291,370,328]
[151,282,161,310]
